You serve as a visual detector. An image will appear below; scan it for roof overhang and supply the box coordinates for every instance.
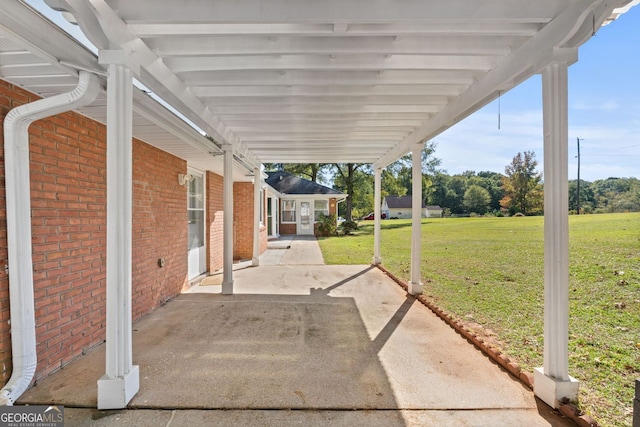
[0,1,255,181]
[4,0,639,171]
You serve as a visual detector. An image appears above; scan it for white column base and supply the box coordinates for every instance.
[252,257,260,267]
[407,281,423,295]
[222,281,234,295]
[534,367,579,408]
[97,365,139,409]
[372,256,382,265]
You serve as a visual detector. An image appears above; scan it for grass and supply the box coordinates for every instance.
[318,213,640,427]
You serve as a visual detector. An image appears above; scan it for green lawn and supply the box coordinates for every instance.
[318,213,640,427]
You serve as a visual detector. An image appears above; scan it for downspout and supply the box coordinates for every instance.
[0,71,100,405]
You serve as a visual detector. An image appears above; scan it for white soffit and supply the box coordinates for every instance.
[0,1,254,181]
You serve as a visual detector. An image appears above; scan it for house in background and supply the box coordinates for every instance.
[381,196,442,219]
[265,171,347,236]
[425,205,444,218]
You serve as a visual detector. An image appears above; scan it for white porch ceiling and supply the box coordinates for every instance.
[3,0,639,169]
[0,1,257,181]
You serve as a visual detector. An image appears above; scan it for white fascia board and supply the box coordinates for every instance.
[264,184,283,198]
[279,193,346,200]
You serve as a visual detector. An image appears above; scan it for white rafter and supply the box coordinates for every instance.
[19,0,638,165]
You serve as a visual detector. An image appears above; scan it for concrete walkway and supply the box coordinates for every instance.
[18,236,574,426]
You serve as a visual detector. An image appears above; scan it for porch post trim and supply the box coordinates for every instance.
[272,196,279,238]
[373,167,382,265]
[252,167,261,266]
[97,58,139,410]
[408,143,423,295]
[222,144,234,294]
[534,57,579,408]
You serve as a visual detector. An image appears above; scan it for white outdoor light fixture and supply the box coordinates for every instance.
[178,173,194,186]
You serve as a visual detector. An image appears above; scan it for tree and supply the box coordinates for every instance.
[474,171,506,211]
[381,169,407,198]
[569,179,595,213]
[463,185,491,214]
[500,151,543,215]
[444,175,468,214]
[263,163,330,184]
[332,163,371,221]
[385,141,441,204]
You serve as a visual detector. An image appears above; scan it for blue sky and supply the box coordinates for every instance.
[28,1,639,181]
[436,6,640,181]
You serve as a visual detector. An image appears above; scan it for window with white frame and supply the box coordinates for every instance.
[314,200,329,220]
[282,200,296,222]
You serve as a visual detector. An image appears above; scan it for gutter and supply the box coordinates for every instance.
[0,71,100,405]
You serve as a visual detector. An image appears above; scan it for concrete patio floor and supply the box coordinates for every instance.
[18,236,575,426]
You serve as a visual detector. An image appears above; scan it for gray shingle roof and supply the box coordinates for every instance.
[266,171,345,195]
[384,195,432,209]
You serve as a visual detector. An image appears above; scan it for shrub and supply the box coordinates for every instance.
[340,220,359,235]
[316,214,337,236]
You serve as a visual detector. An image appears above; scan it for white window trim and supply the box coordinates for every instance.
[281,199,296,223]
[314,199,329,219]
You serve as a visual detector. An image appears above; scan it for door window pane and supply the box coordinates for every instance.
[188,175,204,209]
[187,172,204,249]
[300,201,311,230]
[188,209,204,249]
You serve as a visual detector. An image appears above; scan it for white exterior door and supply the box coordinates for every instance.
[297,200,314,235]
[187,170,206,280]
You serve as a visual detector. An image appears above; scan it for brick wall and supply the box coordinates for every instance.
[233,182,253,260]
[131,141,187,318]
[279,223,297,235]
[232,182,268,261]
[0,79,108,382]
[0,79,188,384]
[206,172,223,272]
[329,198,337,216]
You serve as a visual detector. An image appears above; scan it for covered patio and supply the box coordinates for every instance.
[0,0,638,419]
[18,238,574,426]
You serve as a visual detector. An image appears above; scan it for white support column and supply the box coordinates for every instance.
[97,58,139,410]
[252,167,261,266]
[271,196,279,238]
[373,167,382,265]
[222,144,234,294]
[408,144,423,295]
[534,57,579,408]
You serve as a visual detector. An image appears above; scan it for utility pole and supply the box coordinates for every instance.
[576,137,582,215]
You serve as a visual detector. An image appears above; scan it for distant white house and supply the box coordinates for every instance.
[381,196,443,219]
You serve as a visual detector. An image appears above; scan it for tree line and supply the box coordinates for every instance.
[265,144,640,218]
